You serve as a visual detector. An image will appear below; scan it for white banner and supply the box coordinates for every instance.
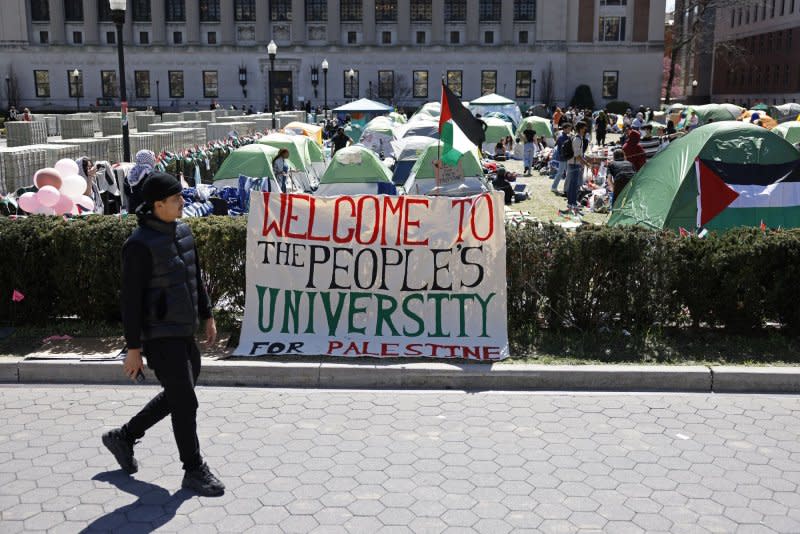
[235,192,509,360]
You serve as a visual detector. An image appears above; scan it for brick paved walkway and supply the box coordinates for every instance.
[1,385,799,533]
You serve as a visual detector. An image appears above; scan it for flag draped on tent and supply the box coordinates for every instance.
[438,82,485,165]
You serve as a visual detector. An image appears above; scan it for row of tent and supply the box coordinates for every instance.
[667,102,800,128]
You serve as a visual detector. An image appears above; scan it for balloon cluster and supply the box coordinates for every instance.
[17,159,96,215]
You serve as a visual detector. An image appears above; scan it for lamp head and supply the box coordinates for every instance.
[72,69,80,78]
[267,40,277,57]
[692,80,698,87]
[348,68,355,78]
[109,0,126,10]
[321,59,328,72]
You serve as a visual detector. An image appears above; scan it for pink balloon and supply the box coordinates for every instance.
[33,204,56,216]
[75,195,95,213]
[36,185,61,207]
[17,192,39,213]
[33,168,63,190]
[53,194,74,215]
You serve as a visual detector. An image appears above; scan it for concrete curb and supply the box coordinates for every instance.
[4,359,800,393]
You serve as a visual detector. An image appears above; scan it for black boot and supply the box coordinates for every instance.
[182,463,225,497]
[102,428,138,475]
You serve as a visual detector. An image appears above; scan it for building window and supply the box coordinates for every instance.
[445,0,466,22]
[602,71,619,99]
[416,31,426,44]
[519,30,529,43]
[599,16,626,41]
[450,31,460,44]
[173,31,183,44]
[30,0,49,21]
[101,70,118,98]
[166,0,185,22]
[515,70,531,97]
[132,0,151,21]
[484,31,494,44]
[64,0,83,21]
[203,71,219,98]
[135,71,150,98]
[199,0,220,21]
[341,0,362,21]
[479,0,501,21]
[514,0,536,21]
[378,70,394,99]
[413,70,428,98]
[107,31,116,44]
[235,0,256,21]
[140,31,149,44]
[98,0,113,22]
[68,70,83,98]
[39,31,49,44]
[33,70,50,98]
[481,71,497,95]
[305,0,327,21]
[169,71,184,98]
[376,0,397,22]
[271,0,291,21]
[411,0,431,21]
[344,69,359,98]
[72,31,83,44]
[347,31,357,44]
[446,70,462,97]
[207,31,217,44]
[382,31,392,44]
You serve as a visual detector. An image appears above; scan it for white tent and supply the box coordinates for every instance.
[333,98,393,112]
[470,93,515,105]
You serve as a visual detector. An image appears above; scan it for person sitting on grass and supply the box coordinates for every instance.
[492,167,515,205]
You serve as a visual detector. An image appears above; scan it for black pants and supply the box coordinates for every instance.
[123,337,203,471]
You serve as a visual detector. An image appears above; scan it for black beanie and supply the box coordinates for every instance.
[142,172,182,204]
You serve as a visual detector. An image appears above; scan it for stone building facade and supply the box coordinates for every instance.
[1,0,666,112]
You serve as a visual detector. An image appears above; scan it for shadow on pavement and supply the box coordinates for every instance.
[80,471,193,533]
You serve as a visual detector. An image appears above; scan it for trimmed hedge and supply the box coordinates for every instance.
[2,217,800,338]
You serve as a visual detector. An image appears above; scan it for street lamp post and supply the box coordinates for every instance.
[348,68,355,102]
[268,40,277,130]
[692,79,698,103]
[156,80,160,114]
[532,78,536,107]
[321,59,328,116]
[71,69,80,111]
[110,0,131,162]
[369,80,372,100]
[4,76,10,110]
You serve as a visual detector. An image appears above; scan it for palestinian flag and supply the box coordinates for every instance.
[439,82,485,166]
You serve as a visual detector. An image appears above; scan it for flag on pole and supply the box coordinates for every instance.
[439,81,485,166]
[695,158,740,228]
[11,290,24,303]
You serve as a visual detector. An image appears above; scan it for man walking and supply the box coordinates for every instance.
[102,172,225,497]
[551,123,573,194]
[564,121,590,216]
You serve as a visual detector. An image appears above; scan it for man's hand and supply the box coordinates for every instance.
[205,318,217,346]
[123,348,144,382]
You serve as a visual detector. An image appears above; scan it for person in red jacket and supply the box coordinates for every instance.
[622,129,647,171]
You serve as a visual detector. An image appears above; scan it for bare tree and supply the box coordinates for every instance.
[665,0,758,104]
[541,63,555,108]
[5,67,21,109]
[393,74,412,106]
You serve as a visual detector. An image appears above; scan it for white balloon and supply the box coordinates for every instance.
[33,204,56,216]
[54,159,80,177]
[76,195,95,213]
[61,174,88,198]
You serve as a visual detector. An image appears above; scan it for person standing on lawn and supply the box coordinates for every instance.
[102,172,225,497]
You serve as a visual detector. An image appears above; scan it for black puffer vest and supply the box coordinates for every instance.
[127,214,199,340]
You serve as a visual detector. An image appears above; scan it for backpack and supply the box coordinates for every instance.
[559,134,575,161]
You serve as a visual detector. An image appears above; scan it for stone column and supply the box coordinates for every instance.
[221,0,235,44]
[327,0,341,44]
[501,0,514,44]
[48,0,65,44]
[466,0,480,44]
[152,0,167,44]
[362,0,376,44]
[397,0,410,45]
[291,0,305,44]
[82,0,99,44]
[255,0,271,43]
[431,0,444,44]
[186,0,201,44]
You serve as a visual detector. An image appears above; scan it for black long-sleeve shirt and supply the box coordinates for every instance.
[121,241,213,349]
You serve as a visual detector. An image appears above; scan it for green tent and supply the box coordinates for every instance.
[344,122,363,143]
[389,111,407,124]
[414,102,441,120]
[213,144,281,183]
[688,104,738,125]
[403,141,488,196]
[609,122,800,232]
[306,139,325,162]
[317,146,397,195]
[773,122,800,145]
[515,116,554,139]
[257,133,312,171]
[482,117,514,148]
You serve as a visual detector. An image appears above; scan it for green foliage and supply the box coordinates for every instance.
[569,84,596,110]
[3,218,800,339]
[605,100,632,115]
